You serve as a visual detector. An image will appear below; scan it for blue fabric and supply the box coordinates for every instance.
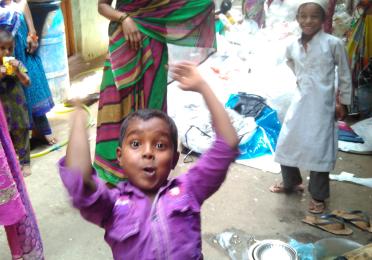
[338,129,364,143]
[33,114,52,135]
[14,14,54,121]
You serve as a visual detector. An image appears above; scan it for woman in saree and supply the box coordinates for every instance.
[0,101,44,259]
[95,0,216,184]
[346,0,372,114]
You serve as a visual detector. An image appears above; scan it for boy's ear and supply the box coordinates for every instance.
[171,151,180,169]
[116,147,122,165]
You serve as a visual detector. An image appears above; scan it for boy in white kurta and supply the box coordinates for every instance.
[270,0,352,214]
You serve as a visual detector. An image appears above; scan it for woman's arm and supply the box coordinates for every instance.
[98,0,124,21]
[16,0,38,53]
[98,0,142,50]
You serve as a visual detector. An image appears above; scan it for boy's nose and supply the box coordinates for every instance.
[142,145,154,160]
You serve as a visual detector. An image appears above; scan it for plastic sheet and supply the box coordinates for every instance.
[289,239,315,260]
[205,228,255,260]
[225,93,282,160]
[330,171,372,189]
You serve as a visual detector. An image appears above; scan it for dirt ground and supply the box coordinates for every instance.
[1,57,372,259]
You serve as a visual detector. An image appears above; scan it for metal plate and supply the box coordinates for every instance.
[250,240,297,260]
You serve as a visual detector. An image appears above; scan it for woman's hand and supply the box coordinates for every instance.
[121,17,142,50]
[27,35,38,54]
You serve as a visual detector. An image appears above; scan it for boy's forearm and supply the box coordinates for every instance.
[199,82,238,148]
[66,108,96,191]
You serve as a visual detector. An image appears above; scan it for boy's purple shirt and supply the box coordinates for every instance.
[59,136,238,260]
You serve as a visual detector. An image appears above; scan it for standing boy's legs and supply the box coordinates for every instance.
[308,171,330,201]
[270,165,304,193]
[281,165,303,190]
[308,171,329,214]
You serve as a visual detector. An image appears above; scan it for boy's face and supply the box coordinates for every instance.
[0,40,13,59]
[117,117,179,195]
[296,3,324,37]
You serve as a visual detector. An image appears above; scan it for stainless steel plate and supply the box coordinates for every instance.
[249,240,297,260]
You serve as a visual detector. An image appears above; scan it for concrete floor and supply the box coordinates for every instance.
[1,58,372,259]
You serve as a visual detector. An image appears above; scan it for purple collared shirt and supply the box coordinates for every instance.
[59,137,238,260]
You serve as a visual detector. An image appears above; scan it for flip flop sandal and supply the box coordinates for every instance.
[302,214,353,235]
[308,199,325,214]
[331,210,372,232]
[269,182,305,193]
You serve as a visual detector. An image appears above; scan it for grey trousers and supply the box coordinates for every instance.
[280,165,330,201]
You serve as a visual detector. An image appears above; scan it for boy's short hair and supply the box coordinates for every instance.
[119,109,178,153]
[0,29,13,42]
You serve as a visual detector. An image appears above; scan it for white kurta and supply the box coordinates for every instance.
[274,30,352,172]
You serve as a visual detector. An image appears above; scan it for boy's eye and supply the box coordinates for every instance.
[130,140,140,148]
[155,142,166,149]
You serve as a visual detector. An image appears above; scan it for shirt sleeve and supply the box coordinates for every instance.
[58,157,117,227]
[333,39,352,105]
[285,43,295,73]
[180,136,239,205]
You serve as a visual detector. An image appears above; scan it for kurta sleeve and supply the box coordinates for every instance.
[180,136,238,205]
[58,157,118,227]
[285,43,295,73]
[333,40,352,105]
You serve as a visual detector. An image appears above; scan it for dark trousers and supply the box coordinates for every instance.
[33,114,52,135]
[281,165,330,201]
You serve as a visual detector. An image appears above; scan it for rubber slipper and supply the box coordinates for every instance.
[308,199,325,214]
[302,214,353,235]
[269,182,305,193]
[331,210,372,232]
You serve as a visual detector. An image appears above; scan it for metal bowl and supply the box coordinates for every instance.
[248,240,298,260]
[314,238,362,260]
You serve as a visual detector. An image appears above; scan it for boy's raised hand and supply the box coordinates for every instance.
[171,61,238,149]
[65,104,96,191]
[171,62,207,92]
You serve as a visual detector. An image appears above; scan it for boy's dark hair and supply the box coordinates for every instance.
[297,3,326,21]
[119,109,178,153]
[0,29,13,43]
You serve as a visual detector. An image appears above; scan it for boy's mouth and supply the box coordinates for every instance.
[143,167,156,177]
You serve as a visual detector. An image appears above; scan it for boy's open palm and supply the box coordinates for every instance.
[171,62,206,92]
